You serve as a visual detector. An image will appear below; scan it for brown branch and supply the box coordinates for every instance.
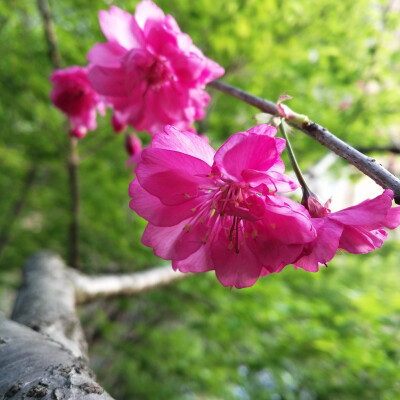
[209,79,400,204]
[37,0,81,268]
[67,136,81,268]
[0,164,38,261]
[69,265,190,305]
[37,0,61,69]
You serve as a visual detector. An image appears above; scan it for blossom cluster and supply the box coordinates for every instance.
[129,125,400,288]
[49,0,224,138]
[48,0,400,289]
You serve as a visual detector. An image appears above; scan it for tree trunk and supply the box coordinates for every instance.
[0,252,114,399]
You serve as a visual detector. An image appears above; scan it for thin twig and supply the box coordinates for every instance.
[279,122,310,192]
[209,79,400,203]
[67,136,80,268]
[0,165,38,261]
[37,0,61,69]
[37,0,81,268]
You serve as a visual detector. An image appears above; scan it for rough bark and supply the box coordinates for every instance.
[0,317,113,400]
[11,252,87,358]
[0,252,114,399]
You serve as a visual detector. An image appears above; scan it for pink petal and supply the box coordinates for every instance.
[249,226,304,272]
[169,52,207,83]
[295,219,343,272]
[381,204,400,229]
[88,65,134,97]
[99,6,143,49]
[152,126,215,166]
[262,196,316,243]
[267,171,299,192]
[241,170,298,193]
[329,189,393,227]
[339,225,387,254]
[142,219,207,260]
[172,245,213,273]
[136,148,212,205]
[144,20,180,55]
[142,220,190,259]
[214,130,279,183]
[134,0,165,30]
[87,42,126,68]
[197,58,225,85]
[247,124,278,137]
[129,179,204,226]
[211,237,262,289]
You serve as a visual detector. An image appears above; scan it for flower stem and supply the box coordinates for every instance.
[279,122,311,194]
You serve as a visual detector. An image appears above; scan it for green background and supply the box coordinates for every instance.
[1,0,400,398]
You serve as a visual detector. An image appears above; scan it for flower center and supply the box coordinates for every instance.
[183,181,264,254]
[146,58,172,88]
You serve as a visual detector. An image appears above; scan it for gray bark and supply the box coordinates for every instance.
[0,252,114,399]
[0,317,113,400]
[11,252,87,358]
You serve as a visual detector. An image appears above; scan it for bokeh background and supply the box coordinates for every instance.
[2,0,400,398]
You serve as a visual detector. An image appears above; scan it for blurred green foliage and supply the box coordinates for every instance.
[1,0,400,398]
[88,243,400,400]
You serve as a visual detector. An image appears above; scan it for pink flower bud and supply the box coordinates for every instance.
[70,126,87,139]
[125,134,142,156]
[301,190,330,218]
[111,114,127,134]
[277,94,294,119]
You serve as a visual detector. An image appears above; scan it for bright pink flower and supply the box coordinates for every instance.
[50,66,104,138]
[295,190,400,271]
[87,1,225,135]
[129,124,316,288]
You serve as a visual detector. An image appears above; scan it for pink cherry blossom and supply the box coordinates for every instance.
[87,1,225,135]
[129,124,316,288]
[50,66,104,138]
[295,190,400,271]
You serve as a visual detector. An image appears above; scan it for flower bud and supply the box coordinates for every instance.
[125,134,142,156]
